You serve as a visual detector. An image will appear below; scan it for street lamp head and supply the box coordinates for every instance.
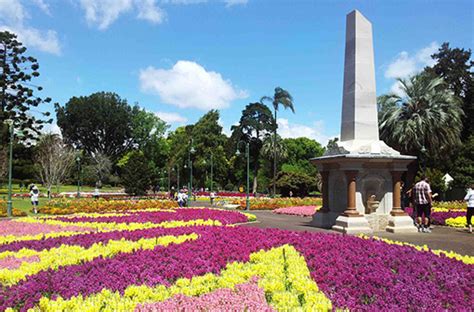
[76,155,81,162]
[236,150,241,156]
[190,146,196,154]
[421,146,427,154]
[4,119,13,126]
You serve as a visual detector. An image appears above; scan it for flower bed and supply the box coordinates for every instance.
[0,206,471,311]
[232,197,322,210]
[0,201,27,218]
[39,199,178,215]
[405,206,466,226]
[273,206,319,217]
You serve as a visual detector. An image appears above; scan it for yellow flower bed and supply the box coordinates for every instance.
[445,216,467,228]
[0,219,221,246]
[0,234,197,286]
[360,235,474,265]
[28,245,332,312]
[40,199,178,215]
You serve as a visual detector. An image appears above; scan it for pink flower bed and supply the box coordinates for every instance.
[273,206,317,217]
[0,220,94,237]
[0,255,40,270]
[135,278,274,312]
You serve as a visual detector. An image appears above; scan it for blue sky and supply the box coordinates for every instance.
[1,0,472,144]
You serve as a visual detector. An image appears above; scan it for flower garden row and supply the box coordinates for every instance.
[0,203,472,311]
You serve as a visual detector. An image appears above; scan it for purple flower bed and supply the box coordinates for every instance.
[48,208,248,225]
[1,226,472,311]
[404,207,465,225]
[0,226,199,253]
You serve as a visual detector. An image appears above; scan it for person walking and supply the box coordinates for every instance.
[464,183,474,233]
[30,184,40,214]
[413,176,433,233]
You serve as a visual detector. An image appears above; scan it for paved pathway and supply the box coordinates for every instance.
[241,210,474,256]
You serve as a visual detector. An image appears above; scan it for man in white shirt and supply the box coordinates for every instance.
[464,184,474,233]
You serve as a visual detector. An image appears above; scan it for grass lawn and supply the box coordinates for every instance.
[0,184,123,217]
[0,184,123,195]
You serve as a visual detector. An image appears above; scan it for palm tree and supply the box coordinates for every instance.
[261,87,294,197]
[261,134,288,162]
[378,73,463,160]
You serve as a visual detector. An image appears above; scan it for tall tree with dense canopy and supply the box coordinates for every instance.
[378,73,463,160]
[231,102,275,193]
[261,87,294,196]
[0,31,52,140]
[425,42,473,140]
[56,92,134,161]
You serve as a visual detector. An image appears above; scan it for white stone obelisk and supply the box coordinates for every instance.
[339,10,399,155]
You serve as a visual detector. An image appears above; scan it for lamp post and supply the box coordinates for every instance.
[420,146,427,175]
[210,153,213,193]
[4,119,14,217]
[187,139,195,206]
[236,141,250,211]
[167,168,171,193]
[76,155,81,198]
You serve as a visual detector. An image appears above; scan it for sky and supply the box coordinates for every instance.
[1,0,473,145]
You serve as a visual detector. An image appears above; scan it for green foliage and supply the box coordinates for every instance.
[378,72,463,160]
[56,92,135,161]
[274,171,317,197]
[0,31,53,140]
[449,135,474,187]
[131,106,169,149]
[416,167,447,195]
[120,151,152,196]
[282,137,324,176]
[231,102,276,192]
[425,42,473,140]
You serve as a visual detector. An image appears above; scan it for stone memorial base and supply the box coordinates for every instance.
[365,213,389,231]
[332,215,373,234]
[311,211,339,229]
[386,215,418,233]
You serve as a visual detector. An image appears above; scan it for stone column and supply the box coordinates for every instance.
[390,171,406,216]
[320,171,329,212]
[343,170,361,217]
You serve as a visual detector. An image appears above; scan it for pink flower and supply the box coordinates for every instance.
[273,206,317,217]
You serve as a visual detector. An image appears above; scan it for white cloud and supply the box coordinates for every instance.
[136,0,165,23]
[32,0,51,15]
[139,60,248,110]
[385,42,440,96]
[0,0,61,55]
[384,51,417,79]
[415,41,439,67]
[224,0,248,7]
[42,122,62,136]
[155,111,187,124]
[277,118,333,145]
[79,0,134,30]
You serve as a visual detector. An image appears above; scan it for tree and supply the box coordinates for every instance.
[131,107,168,149]
[261,134,287,163]
[261,87,295,196]
[91,152,112,187]
[282,137,324,175]
[425,43,473,139]
[190,110,229,189]
[55,92,134,161]
[121,151,152,196]
[231,102,276,193]
[378,73,463,160]
[34,134,75,197]
[449,134,474,187]
[274,171,317,197]
[1,31,52,140]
